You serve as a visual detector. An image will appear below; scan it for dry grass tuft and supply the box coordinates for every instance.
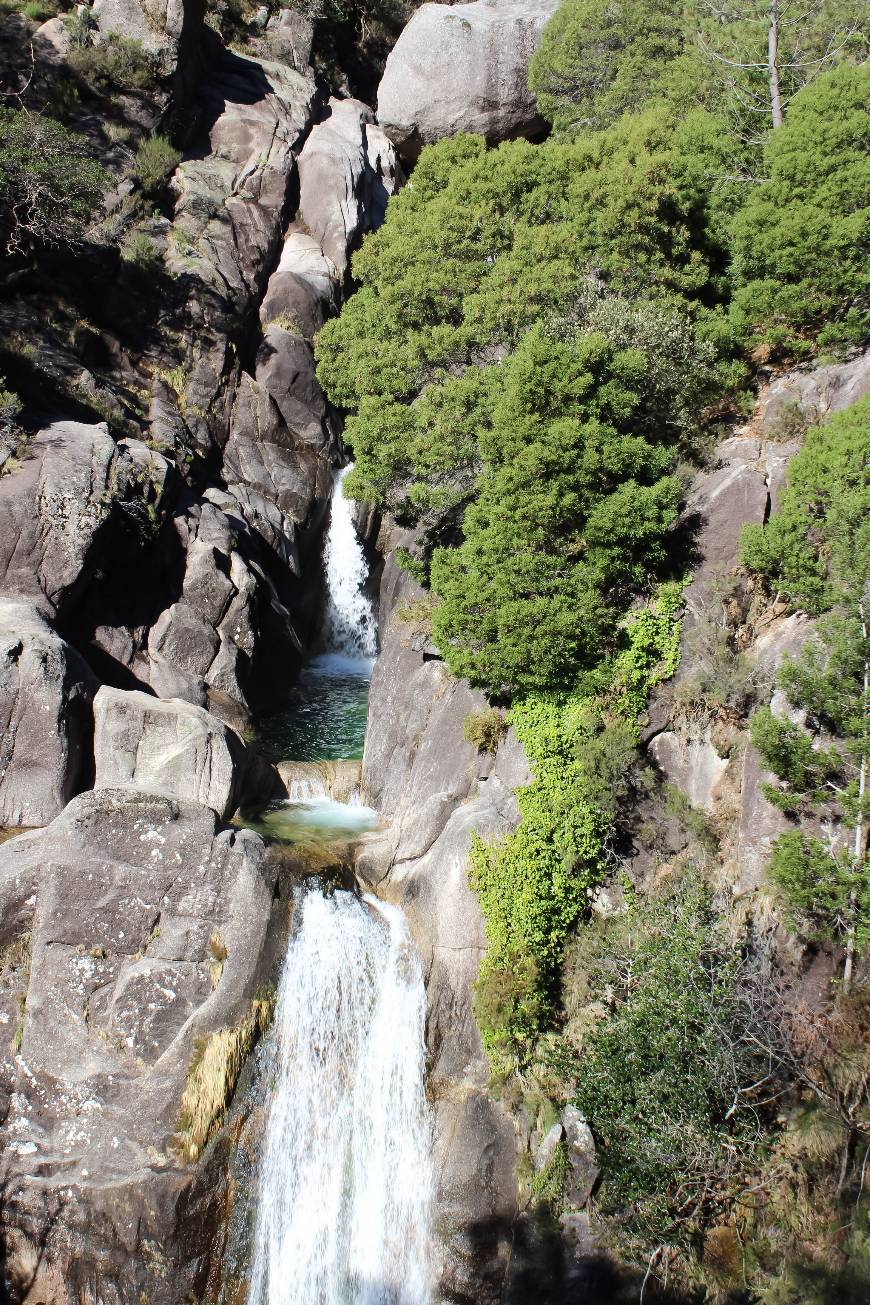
[173,989,274,1162]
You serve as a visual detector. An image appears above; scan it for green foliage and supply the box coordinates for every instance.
[0,377,21,438]
[132,134,182,195]
[471,588,683,1068]
[730,64,870,350]
[462,708,507,755]
[428,328,683,694]
[528,0,695,135]
[0,108,107,253]
[743,398,869,973]
[740,397,870,615]
[768,832,870,954]
[573,872,768,1245]
[68,34,156,91]
[122,229,163,273]
[318,113,734,421]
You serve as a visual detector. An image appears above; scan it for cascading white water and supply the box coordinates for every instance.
[322,465,378,661]
[249,888,433,1305]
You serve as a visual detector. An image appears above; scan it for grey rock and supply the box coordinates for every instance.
[736,613,814,891]
[260,228,340,339]
[92,0,188,74]
[0,599,97,827]
[0,421,169,620]
[649,731,729,813]
[32,16,72,63]
[758,347,870,438]
[298,97,400,274]
[377,0,558,160]
[534,1121,564,1173]
[0,788,284,1302]
[561,1105,599,1209]
[93,686,279,819]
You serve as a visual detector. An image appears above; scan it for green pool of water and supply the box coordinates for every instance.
[254,653,373,765]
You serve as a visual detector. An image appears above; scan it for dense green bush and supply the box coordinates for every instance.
[573,873,769,1245]
[0,109,107,253]
[528,0,694,135]
[471,587,682,1067]
[428,329,683,694]
[133,134,182,195]
[730,64,870,351]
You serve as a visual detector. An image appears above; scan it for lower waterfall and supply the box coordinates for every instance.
[248,888,433,1305]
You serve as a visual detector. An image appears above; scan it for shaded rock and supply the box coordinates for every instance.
[32,16,72,63]
[0,421,170,620]
[93,686,280,819]
[649,731,729,813]
[0,788,285,1304]
[297,97,400,274]
[0,599,97,827]
[377,0,558,160]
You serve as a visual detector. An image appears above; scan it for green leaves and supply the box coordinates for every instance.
[730,64,870,350]
[0,109,108,254]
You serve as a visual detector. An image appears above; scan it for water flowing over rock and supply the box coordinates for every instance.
[249,887,432,1305]
[322,465,378,660]
[377,0,558,160]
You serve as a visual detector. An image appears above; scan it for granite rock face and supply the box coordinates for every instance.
[0,599,97,828]
[0,789,286,1304]
[357,555,530,1303]
[377,0,558,160]
[93,686,281,819]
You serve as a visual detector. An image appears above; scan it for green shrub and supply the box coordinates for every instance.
[0,378,21,437]
[69,34,156,92]
[0,108,108,253]
[529,0,693,135]
[463,708,507,754]
[731,64,870,351]
[122,228,162,272]
[21,0,55,18]
[471,587,683,1068]
[132,133,181,195]
[573,872,770,1246]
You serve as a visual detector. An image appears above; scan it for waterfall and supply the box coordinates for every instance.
[249,888,433,1305]
[322,465,377,661]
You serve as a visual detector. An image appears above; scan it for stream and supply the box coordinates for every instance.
[240,467,434,1305]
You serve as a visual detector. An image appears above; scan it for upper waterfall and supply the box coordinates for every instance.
[321,465,378,662]
[248,888,433,1305]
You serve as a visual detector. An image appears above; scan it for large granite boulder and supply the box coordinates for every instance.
[93,686,280,819]
[0,788,286,1304]
[0,599,98,828]
[357,553,529,1302]
[297,97,400,275]
[377,0,558,160]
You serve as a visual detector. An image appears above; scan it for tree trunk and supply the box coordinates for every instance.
[768,0,784,128]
